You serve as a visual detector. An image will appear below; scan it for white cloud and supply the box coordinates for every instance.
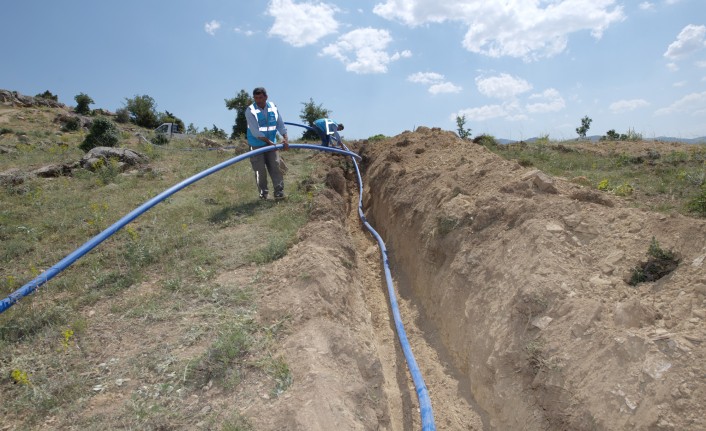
[696,60,706,68]
[267,0,339,47]
[526,88,566,113]
[456,104,510,121]
[476,73,532,99]
[204,20,221,36]
[234,27,256,37]
[639,2,655,10]
[673,80,688,87]
[429,82,463,95]
[609,99,650,113]
[664,24,706,60]
[667,62,679,71]
[322,28,409,74]
[655,91,706,115]
[373,0,624,60]
[408,72,461,94]
[408,72,444,84]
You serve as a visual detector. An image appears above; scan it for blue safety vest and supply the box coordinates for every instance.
[247,102,279,147]
[314,118,338,136]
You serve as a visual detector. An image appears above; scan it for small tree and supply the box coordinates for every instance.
[125,94,159,129]
[187,123,199,134]
[205,124,227,140]
[225,89,253,139]
[299,98,331,140]
[576,115,592,139]
[79,117,119,152]
[456,114,472,140]
[36,90,58,101]
[74,93,94,115]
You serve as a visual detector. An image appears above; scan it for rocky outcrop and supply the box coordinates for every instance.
[80,147,148,171]
[0,89,66,108]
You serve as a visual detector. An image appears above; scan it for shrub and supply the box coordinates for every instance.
[151,133,169,146]
[35,90,58,101]
[629,237,679,285]
[115,107,130,124]
[74,93,94,115]
[62,116,81,132]
[79,117,119,152]
[367,134,387,142]
[473,134,497,148]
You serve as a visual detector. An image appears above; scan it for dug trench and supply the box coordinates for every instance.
[217,128,706,430]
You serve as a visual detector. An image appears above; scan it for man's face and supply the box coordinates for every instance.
[254,93,267,108]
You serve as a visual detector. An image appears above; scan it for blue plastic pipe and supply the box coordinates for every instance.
[0,144,359,313]
[1,131,437,430]
[339,136,437,430]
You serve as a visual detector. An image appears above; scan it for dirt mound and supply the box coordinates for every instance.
[361,127,706,430]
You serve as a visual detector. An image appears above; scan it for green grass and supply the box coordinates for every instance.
[490,139,706,216]
[0,108,319,428]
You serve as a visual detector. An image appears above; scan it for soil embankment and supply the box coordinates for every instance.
[361,127,706,430]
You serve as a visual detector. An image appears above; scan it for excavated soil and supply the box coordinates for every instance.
[216,127,706,430]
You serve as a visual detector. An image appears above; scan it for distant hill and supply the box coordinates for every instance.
[495,135,706,145]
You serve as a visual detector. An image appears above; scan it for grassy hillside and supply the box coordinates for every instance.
[479,137,706,216]
[0,105,319,429]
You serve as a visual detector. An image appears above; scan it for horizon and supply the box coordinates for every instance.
[2,1,706,141]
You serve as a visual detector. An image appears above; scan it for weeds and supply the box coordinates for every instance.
[629,237,680,285]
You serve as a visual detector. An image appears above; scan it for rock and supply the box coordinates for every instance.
[0,89,65,108]
[33,164,72,178]
[80,147,148,171]
[0,168,27,185]
[545,222,564,233]
[613,298,658,328]
[521,169,557,193]
[531,315,553,330]
[642,355,671,380]
[0,145,16,154]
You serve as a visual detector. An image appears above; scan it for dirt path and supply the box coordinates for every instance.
[346,179,486,430]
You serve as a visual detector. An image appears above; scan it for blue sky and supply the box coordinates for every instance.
[2,0,706,141]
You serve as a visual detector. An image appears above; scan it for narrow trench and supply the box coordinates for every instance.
[344,174,490,430]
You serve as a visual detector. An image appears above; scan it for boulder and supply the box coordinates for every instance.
[80,147,148,171]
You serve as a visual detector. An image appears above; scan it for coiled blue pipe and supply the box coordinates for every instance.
[0,144,359,313]
[340,137,437,430]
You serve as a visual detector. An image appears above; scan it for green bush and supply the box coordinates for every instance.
[115,107,130,124]
[74,93,94,115]
[473,134,497,148]
[151,133,169,146]
[79,117,119,152]
[62,117,81,132]
[35,90,58,101]
[367,134,387,142]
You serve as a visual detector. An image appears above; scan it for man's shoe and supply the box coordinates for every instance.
[259,192,268,200]
[274,191,285,199]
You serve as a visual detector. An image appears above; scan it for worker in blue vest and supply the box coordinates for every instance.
[245,87,289,200]
[313,118,344,147]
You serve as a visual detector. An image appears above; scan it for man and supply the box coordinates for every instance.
[313,118,344,147]
[245,87,289,200]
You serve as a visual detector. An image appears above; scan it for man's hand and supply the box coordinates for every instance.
[282,134,289,151]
